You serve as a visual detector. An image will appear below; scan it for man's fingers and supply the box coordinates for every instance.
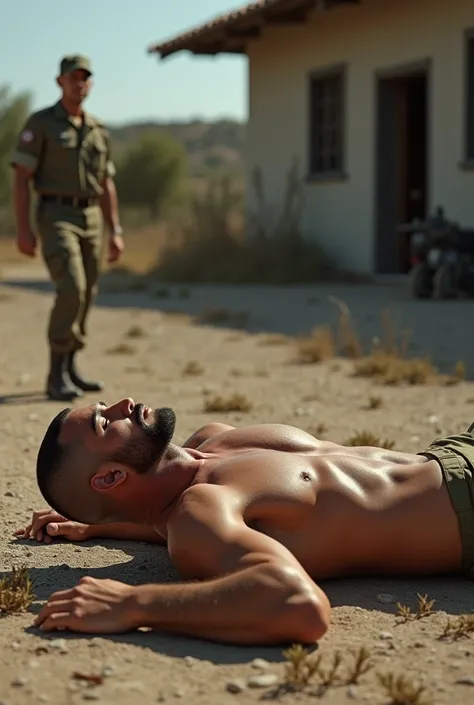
[40,613,72,632]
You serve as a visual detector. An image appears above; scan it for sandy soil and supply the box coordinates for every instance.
[1,262,474,705]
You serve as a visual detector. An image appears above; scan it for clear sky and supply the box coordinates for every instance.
[2,0,248,126]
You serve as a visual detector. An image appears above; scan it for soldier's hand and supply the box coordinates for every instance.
[107,233,125,264]
[17,229,37,258]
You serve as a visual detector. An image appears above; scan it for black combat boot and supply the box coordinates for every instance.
[46,352,83,401]
[67,351,104,393]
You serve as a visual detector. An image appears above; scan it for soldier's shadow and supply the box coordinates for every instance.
[0,391,48,405]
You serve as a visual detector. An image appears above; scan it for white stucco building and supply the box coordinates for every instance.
[149,0,474,275]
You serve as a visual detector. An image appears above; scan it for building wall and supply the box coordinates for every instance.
[246,0,474,273]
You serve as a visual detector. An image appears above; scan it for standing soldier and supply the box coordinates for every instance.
[11,55,125,401]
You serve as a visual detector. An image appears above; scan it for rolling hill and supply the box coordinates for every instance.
[108,118,246,177]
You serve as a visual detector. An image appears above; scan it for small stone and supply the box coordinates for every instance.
[414,641,425,648]
[377,593,395,604]
[38,696,49,703]
[184,656,197,667]
[379,631,394,640]
[58,563,70,571]
[457,676,474,686]
[227,680,246,694]
[28,413,39,421]
[247,673,279,688]
[28,659,40,668]
[50,638,69,654]
[347,685,358,699]
[12,641,20,651]
[83,693,100,701]
[12,676,27,687]
[251,658,271,669]
[173,690,184,698]
[101,666,116,677]
[5,491,14,497]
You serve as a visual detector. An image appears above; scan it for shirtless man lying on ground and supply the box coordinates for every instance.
[16,398,474,645]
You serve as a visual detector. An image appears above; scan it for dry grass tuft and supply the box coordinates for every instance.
[345,431,395,450]
[258,333,291,346]
[443,360,467,386]
[377,672,431,705]
[125,324,147,339]
[440,614,474,640]
[345,647,373,684]
[282,645,373,692]
[396,594,436,623]
[295,326,336,364]
[204,393,253,413]
[283,644,322,689]
[367,395,383,410]
[183,361,204,376]
[330,297,363,359]
[196,308,250,329]
[0,566,35,615]
[106,343,136,355]
[354,353,436,386]
[163,310,191,324]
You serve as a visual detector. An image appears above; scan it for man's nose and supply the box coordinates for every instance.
[105,398,135,418]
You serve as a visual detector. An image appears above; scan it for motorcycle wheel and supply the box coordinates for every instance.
[432,265,458,299]
[410,264,432,299]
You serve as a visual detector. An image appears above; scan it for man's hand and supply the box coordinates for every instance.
[17,229,37,257]
[15,509,91,543]
[107,233,125,264]
[35,577,138,633]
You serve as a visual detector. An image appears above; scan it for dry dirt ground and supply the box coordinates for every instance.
[1,261,474,705]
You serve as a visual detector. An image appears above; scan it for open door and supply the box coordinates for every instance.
[375,62,429,274]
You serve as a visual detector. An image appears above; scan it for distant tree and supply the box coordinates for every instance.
[0,84,31,204]
[115,131,187,219]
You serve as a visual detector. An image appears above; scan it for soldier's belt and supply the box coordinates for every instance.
[40,195,99,208]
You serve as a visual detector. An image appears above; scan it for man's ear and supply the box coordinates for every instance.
[90,463,128,493]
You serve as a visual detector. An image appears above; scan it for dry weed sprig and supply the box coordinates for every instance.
[396,594,436,623]
[345,431,395,450]
[367,395,383,410]
[0,566,35,615]
[377,672,431,705]
[318,651,343,687]
[203,393,252,413]
[283,644,322,689]
[295,326,335,364]
[345,647,373,684]
[106,343,136,355]
[440,614,474,640]
[182,361,204,376]
[328,296,363,359]
[125,324,147,339]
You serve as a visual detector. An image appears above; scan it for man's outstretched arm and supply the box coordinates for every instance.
[34,486,330,645]
[15,509,165,545]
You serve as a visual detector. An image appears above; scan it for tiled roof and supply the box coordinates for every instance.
[148,0,350,59]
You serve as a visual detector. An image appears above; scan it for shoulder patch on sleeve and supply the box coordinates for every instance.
[20,130,34,143]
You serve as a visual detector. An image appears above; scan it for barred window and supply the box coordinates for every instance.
[308,67,345,176]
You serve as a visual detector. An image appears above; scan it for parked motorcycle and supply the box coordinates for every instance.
[398,207,474,299]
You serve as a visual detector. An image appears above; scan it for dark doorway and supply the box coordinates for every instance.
[375,64,429,274]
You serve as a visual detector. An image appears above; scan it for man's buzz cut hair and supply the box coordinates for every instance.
[36,408,72,516]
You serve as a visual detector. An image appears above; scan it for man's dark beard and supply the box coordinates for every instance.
[110,405,176,474]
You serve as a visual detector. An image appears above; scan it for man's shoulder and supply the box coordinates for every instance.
[25,105,56,125]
